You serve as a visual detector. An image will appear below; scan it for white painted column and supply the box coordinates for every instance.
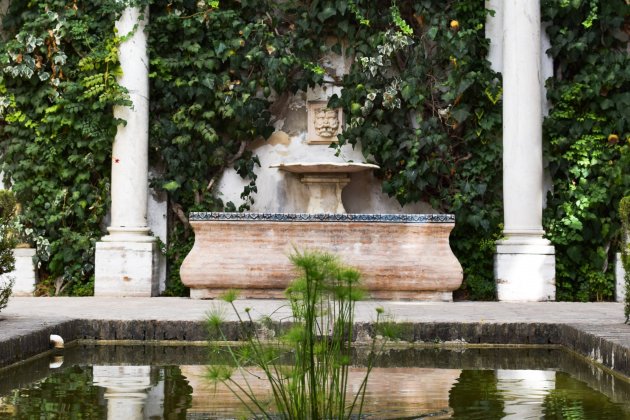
[494,0,556,301]
[485,0,504,73]
[95,6,158,297]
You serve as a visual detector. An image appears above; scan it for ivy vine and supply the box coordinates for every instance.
[0,1,131,295]
[0,0,627,302]
[542,0,630,301]
[147,0,503,298]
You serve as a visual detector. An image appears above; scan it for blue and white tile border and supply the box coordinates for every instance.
[189,212,455,224]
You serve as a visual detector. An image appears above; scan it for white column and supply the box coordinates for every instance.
[105,6,152,242]
[494,0,555,301]
[485,0,504,73]
[95,6,158,297]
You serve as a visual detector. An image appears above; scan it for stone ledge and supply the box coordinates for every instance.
[189,212,455,223]
[1,317,628,379]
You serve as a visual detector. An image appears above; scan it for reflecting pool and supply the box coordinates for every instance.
[0,345,629,419]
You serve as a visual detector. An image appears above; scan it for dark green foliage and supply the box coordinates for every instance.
[542,0,630,301]
[620,196,630,322]
[149,0,503,299]
[160,226,192,297]
[1,0,627,301]
[148,1,295,294]
[330,1,504,299]
[0,190,16,312]
[0,189,17,222]
[0,1,130,295]
[3,366,107,418]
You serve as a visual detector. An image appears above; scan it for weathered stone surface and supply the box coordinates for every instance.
[0,318,79,367]
[181,216,463,300]
[0,248,37,296]
[94,241,159,297]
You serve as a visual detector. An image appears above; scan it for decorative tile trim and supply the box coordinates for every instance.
[189,212,455,224]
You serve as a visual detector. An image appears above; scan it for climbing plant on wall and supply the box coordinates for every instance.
[330,1,504,299]
[147,0,504,298]
[0,0,505,298]
[1,0,626,300]
[147,0,321,295]
[0,1,129,295]
[542,0,630,301]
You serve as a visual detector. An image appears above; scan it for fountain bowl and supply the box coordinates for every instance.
[270,161,379,173]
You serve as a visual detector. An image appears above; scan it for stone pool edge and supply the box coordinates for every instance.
[1,317,628,379]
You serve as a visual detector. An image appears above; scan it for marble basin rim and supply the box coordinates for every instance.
[270,162,381,214]
[180,212,463,301]
[269,161,380,174]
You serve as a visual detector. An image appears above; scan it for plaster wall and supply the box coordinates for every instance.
[217,98,434,215]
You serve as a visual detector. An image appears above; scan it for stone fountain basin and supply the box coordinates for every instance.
[269,161,380,173]
[180,213,463,301]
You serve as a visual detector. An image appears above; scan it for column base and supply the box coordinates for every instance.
[101,226,156,243]
[0,248,38,296]
[494,237,556,301]
[95,241,159,297]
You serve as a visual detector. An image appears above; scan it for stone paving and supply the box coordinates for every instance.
[1,298,629,378]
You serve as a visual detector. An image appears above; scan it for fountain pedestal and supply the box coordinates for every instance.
[300,174,349,214]
[271,162,379,214]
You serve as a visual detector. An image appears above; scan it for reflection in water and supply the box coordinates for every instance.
[0,346,629,419]
[496,370,555,419]
[181,366,460,419]
[450,370,505,419]
[92,366,155,420]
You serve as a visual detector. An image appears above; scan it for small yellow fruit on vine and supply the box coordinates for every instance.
[351,103,362,116]
[450,20,459,30]
[607,133,619,144]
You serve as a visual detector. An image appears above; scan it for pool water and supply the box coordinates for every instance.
[0,345,629,419]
